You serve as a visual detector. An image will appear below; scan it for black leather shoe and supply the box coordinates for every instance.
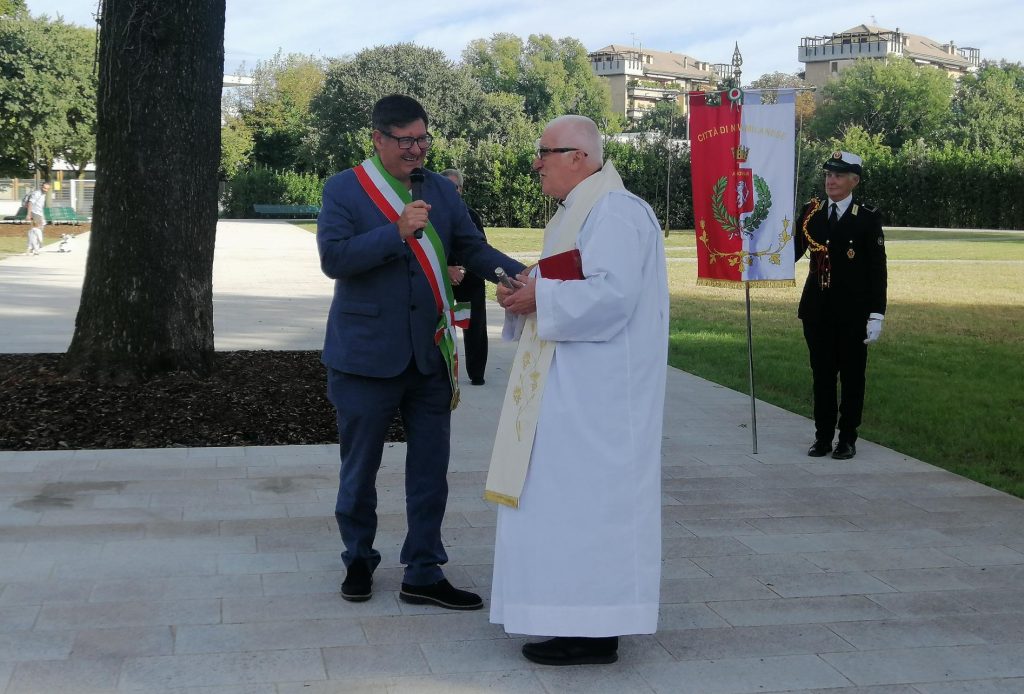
[340,560,372,602]
[832,441,856,459]
[807,440,831,457]
[470,378,485,386]
[399,579,483,610]
[521,636,619,666]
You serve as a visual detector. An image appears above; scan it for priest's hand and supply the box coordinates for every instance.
[863,313,884,345]
[502,275,537,316]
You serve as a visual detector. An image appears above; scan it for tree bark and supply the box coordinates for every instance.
[64,0,225,383]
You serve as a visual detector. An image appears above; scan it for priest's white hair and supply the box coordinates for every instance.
[547,115,603,165]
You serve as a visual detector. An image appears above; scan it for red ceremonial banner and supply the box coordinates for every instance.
[689,93,744,283]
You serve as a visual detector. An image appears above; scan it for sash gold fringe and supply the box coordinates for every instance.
[696,278,796,289]
[484,490,520,508]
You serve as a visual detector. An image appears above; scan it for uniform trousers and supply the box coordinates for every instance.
[455,281,488,383]
[802,318,868,444]
[327,360,452,585]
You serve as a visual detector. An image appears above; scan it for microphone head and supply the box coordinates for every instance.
[409,168,425,183]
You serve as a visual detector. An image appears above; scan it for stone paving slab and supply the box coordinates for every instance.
[1,222,1023,692]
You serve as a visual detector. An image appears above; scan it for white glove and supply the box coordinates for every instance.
[864,313,884,345]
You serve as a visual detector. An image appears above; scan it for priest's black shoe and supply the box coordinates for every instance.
[471,378,485,386]
[340,560,372,602]
[807,440,831,457]
[399,579,483,610]
[521,636,619,666]
[832,441,856,459]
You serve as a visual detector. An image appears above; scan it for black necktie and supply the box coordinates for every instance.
[829,203,839,228]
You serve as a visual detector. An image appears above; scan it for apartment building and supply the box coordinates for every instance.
[588,45,730,127]
[798,24,981,93]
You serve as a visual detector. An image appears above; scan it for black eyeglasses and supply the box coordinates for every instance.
[534,139,586,159]
[380,131,433,150]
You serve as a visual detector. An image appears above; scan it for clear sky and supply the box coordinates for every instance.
[25,0,1023,82]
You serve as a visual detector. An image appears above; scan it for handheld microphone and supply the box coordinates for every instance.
[409,169,425,239]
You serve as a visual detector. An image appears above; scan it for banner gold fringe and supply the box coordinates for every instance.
[696,278,796,289]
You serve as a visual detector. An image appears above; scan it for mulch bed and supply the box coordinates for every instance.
[0,350,405,451]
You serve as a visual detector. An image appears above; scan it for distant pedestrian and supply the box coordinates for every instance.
[25,182,49,255]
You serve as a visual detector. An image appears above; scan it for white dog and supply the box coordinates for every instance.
[58,234,74,253]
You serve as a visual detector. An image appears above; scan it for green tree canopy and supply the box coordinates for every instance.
[308,43,497,174]
[810,57,954,150]
[0,12,97,177]
[220,112,253,178]
[746,71,816,124]
[236,51,326,171]
[0,0,27,18]
[627,98,686,138]
[463,33,618,130]
[947,62,1024,156]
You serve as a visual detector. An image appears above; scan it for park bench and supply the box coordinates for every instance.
[44,206,90,225]
[2,207,28,222]
[252,204,320,219]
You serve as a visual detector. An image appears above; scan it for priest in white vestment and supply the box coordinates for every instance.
[489,115,669,666]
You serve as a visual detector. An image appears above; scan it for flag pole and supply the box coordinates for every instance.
[744,281,758,454]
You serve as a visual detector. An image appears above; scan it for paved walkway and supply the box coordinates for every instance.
[1,222,1023,693]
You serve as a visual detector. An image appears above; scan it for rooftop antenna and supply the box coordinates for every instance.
[870,15,877,25]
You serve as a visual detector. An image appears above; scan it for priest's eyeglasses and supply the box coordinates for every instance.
[381,131,433,149]
[534,139,586,159]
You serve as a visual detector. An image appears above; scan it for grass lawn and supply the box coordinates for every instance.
[652,229,1024,498]
[0,223,33,258]
[0,222,89,259]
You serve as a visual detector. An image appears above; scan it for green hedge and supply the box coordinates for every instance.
[222,140,1023,230]
[797,136,1024,230]
[221,168,324,218]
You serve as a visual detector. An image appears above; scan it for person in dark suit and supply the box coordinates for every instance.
[795,151,887,460]
[317,94,525,609]
[442,168,489,386]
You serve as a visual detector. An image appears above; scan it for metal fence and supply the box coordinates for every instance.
[0,177,96,216]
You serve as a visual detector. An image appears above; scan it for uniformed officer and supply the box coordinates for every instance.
[795,151,888,460]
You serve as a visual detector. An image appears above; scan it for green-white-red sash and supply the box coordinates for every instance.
[354,156,470,408]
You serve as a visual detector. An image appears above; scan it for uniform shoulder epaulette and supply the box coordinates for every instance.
[860,203,878,213]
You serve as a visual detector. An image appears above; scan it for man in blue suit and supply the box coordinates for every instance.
[318,94,525,610]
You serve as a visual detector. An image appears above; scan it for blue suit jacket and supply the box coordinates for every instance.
[318,166,525,378]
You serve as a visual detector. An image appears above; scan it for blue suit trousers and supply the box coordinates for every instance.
[327,361,451,585]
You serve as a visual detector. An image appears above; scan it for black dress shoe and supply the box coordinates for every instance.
[521,636,619,666]
[340,560,372,602]
[807,440,832,457]
[470,378,485,386]
[832,441,856,459]
[399,579,483,610]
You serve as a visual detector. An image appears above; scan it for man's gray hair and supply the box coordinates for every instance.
[547,115,603,164]
[440,168,464,188]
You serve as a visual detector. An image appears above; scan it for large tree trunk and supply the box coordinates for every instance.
[64,0,225,383]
